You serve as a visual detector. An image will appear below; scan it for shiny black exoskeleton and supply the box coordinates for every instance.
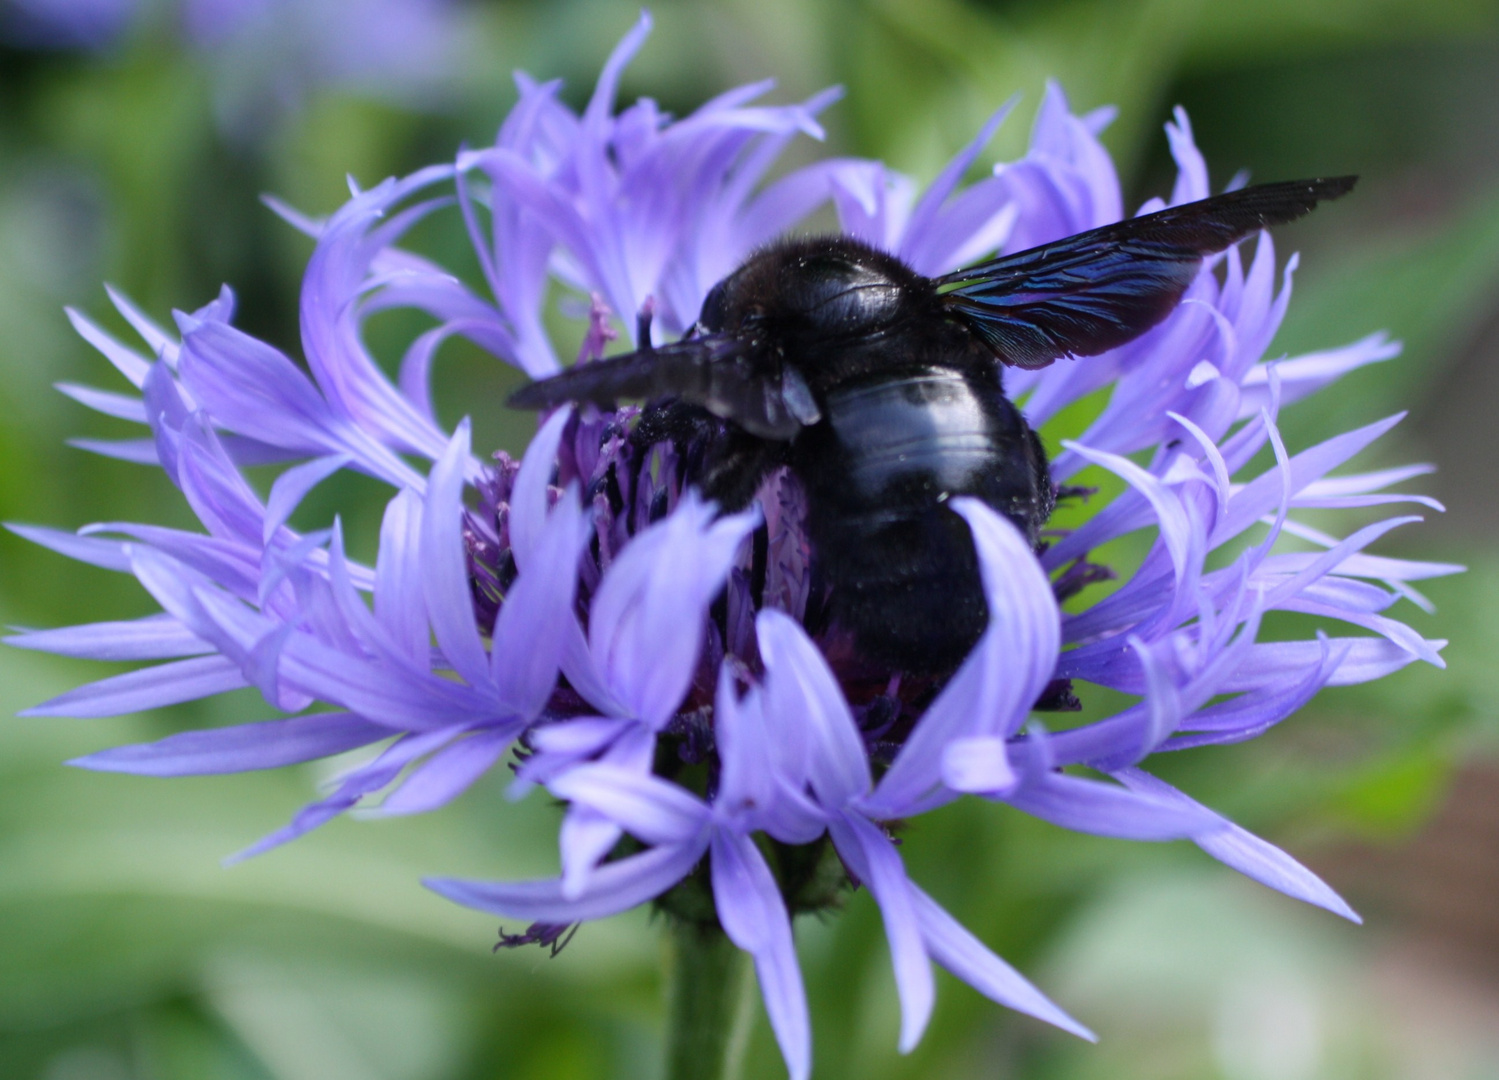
[511,177,1356,672]
[626,239,1054,670]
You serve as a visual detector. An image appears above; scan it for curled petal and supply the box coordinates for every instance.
[70,712,389,777]
[711,831,811,1080]
[425,835,711,924]
[757,609,869,807]
[911,884,1093,1040]
[421,420,492,689]
[829,814,934,1053]
[490,485,590,716]
[1117,769,1359,922]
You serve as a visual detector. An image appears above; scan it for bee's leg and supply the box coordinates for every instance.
[631,399,717,450]
[632,400,788,513]
[695,430,790,512]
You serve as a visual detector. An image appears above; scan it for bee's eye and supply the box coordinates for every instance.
[699,280,730,332]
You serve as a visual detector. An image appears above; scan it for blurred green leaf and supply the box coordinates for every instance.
[0,642,664,1077]
[1274,183,1499,446]
[1324,746,1452,839]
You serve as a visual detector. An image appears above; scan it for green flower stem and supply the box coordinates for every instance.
[664,919,755,1080]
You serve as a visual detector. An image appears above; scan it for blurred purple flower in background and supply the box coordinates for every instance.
[8,12,1461,1076]
[182,0,464,132]
[2,0,463,134]
[0,0,133,49]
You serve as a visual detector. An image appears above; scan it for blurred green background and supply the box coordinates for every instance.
[4,0,1499,1077]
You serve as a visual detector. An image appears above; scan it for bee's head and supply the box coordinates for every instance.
[694,236,919,343]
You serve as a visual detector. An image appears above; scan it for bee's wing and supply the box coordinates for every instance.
[507,333,818,440]
[936,176,1356,370]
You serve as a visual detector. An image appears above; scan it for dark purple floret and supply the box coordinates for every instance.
[1052,558,1118,603]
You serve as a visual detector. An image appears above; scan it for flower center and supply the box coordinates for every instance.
[467,409,1107,779]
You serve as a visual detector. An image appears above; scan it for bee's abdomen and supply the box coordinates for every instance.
[793,369,1050,672]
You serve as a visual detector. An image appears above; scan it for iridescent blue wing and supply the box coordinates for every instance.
[507,333,819,440]
[936,176,1356,370]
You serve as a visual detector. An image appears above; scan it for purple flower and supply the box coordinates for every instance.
[3,0,463,136]
[0,0,133,50]
[181,0,465,134]
[11,15,1461,1076]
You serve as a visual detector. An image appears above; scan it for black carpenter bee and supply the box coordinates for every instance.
[510,177,1356,673]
